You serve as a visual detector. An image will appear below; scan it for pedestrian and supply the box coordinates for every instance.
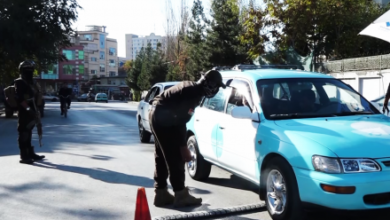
[149,70,226,207]
[14,61,45,164]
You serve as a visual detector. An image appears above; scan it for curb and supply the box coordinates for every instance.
[153,203,266,220]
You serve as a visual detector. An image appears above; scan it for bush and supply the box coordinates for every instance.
[133,91,141,101]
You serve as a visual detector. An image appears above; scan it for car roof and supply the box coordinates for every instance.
[153,81,180,87]
[219,69,334,82]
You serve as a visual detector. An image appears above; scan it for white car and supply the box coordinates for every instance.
[137,81,180,143]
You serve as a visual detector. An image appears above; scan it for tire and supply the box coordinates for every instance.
[187,135,211,181]
[264,157,305,220]
[106,101,108,103]
[138,118,151,143]
[5,108,13,118]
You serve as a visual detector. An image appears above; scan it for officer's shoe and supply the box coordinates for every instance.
[20,149,34,164]
[154,188,175,207]
[29,146,45,160]
[173,187,202,208]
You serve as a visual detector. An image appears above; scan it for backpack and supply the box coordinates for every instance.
[4,85,17,109]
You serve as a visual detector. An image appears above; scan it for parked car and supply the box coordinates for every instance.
[95,93,108,103]
[43,93,59,102]
[186,69,389,219]
[77,93,89,102]
[137,81,180,143]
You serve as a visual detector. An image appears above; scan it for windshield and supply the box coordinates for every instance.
[257,78,380,120]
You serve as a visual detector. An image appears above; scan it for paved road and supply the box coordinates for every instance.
[0,102,387,220]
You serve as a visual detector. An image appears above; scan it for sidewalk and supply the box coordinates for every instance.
[127,101,140,105]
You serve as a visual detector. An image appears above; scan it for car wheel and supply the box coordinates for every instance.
[264,157,305,220]
[138,118,151,143]
[187,135,211,180]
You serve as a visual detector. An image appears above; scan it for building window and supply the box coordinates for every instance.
[91,70,97,74]
[100,64,105,72]
[79,65,85,74]
[78,51,84,60]
[91,57,97,62]
[108,79,112,84]
[109,59,116,67]
[63,50,75,60]
[100,51,105,60]
[109,71,116,76]
[63,65,74,75]
[109,48,116,56]
[84,34,92,40]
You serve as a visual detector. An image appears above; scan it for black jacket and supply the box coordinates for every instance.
[59,88,72,97]
[152,81,204,126]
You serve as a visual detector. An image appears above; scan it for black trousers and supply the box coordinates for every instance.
[149,107,186,192]
[17,110,35,150]
[60,97,71,112]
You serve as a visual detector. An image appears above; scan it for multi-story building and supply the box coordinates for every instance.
[375,0,390,5]
[125,33,167,60]
[118,57,128,68]
[78,25,118,80]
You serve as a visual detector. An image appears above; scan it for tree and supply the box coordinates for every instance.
[127,49,145,92]
[264,0,390,62]
[0,0,81,84]
[185,0,209,79]
[240,0,269,61]
[204,0,248,68]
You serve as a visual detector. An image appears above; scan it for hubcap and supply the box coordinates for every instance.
[187,143,197,176]
[266,169,287,215]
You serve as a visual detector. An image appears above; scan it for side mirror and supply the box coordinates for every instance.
[231,106,260,122]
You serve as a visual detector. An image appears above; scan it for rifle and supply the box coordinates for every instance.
[26,97,43,147]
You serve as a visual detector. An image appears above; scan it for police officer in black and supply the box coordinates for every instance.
[15,61,45,164]
[149,70,226,208]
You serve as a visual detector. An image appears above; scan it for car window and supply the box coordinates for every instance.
[229,79,255,111]
[203,88,230,113]
[257,78,380,120]
[226,87,253,115]
[145,87,160,102]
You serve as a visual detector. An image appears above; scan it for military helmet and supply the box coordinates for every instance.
[18,60,36,72]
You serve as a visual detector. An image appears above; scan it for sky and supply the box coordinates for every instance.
[72,0,211,58]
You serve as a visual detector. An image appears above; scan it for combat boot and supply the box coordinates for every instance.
[29,146,45,160]
[19,148,34,164]
[154,188,175,207]
[173,187,202,208]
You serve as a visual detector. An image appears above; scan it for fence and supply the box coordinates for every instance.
[315,54,390,73]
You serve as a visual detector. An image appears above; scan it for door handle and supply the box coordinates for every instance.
[141,107,143,110]
[219,126,225,129]
[196,119,200,122]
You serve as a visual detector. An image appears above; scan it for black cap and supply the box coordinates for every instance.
[203,70,226,89]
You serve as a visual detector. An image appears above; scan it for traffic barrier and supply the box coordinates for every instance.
[153,203,266,220]
[134,187,152,220]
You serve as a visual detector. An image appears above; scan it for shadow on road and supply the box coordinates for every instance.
[204,174,258,193]
[33,161,155,188]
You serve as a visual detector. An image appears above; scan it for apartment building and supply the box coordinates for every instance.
[125,33,167,60]
[78,25,118,80]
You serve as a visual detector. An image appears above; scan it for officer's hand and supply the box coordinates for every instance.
[180,147,192,162]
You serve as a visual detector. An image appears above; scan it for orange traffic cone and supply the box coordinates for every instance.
[134,187,152,220]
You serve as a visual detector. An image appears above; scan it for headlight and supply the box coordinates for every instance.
[312,156,381,173]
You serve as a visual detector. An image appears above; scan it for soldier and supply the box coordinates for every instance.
[15,61,45,164]
[149,70,226,208]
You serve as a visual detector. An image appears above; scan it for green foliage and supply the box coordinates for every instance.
[0,0,81,84]
[127,43,169,91]
[185,0,209,79]
[240,0,269,60]
[264,0,390,59]
[204,0,248,67]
